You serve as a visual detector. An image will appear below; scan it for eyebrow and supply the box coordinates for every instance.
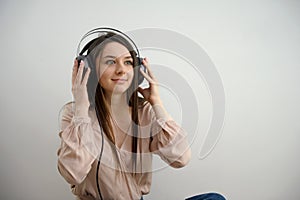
[103,55,133,59]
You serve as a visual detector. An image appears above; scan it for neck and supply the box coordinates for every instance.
[105,92,129,111]
[105,92,132,130]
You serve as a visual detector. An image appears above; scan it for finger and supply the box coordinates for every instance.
[140,68,154,84]
[72,59,78,86]
[142,58,155,80]
[75,61,84,85]
[81,67,90,85]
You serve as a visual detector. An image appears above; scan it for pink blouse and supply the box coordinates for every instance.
[57,102,191,200]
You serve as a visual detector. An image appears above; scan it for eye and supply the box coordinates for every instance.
[124,60,133,66]
[105,60,115,65]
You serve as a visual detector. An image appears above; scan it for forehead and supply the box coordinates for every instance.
[101,42,131,58]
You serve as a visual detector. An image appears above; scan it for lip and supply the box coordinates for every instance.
[111,78,128,83]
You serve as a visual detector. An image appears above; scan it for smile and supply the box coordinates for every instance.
[111,78,128,83]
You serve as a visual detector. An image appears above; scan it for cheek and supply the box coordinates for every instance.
[128,68,134,79]
[97,65,109,81]
[99,69,111,85]
[126,69,134,85]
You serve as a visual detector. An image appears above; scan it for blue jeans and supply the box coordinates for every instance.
[140,193,226,200]
[185,193,226,200]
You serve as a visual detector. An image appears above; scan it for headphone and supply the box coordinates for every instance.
[75,27,146,85]
[75,27,146,200]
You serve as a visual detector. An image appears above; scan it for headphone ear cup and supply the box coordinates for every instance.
[76,55,91,70]
[77,55,96,107]
[138,64,146,85]
[76,55,91,82]
[137,57,146,85]
[76,55,86,66]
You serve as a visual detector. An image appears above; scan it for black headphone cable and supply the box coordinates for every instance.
[95,107,104,200]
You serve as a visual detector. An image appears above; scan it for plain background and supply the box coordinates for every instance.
[1,0,300,199]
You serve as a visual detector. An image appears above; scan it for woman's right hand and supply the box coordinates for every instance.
[72,59,91,116]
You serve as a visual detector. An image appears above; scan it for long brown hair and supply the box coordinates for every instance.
[85,32,145,171]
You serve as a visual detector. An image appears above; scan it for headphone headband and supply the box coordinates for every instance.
[76,27,141,58]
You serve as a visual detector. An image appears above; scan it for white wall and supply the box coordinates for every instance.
[0,0,300,199]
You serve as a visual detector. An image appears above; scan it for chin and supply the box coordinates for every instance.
[111,85,130,94]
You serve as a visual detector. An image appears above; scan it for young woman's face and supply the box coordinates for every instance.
[97,42,134,95]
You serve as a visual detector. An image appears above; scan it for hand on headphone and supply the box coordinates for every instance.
[138,58,162,105]
[72,59,91,116]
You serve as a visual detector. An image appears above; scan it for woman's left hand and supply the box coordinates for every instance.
[138,58,162,105]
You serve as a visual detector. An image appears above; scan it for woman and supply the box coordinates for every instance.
[57,31,225,200]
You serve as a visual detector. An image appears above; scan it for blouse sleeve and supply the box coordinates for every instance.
[57,102,100,185]
[149,113,191,168]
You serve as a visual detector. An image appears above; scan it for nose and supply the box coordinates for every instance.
[115,60,127,75]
